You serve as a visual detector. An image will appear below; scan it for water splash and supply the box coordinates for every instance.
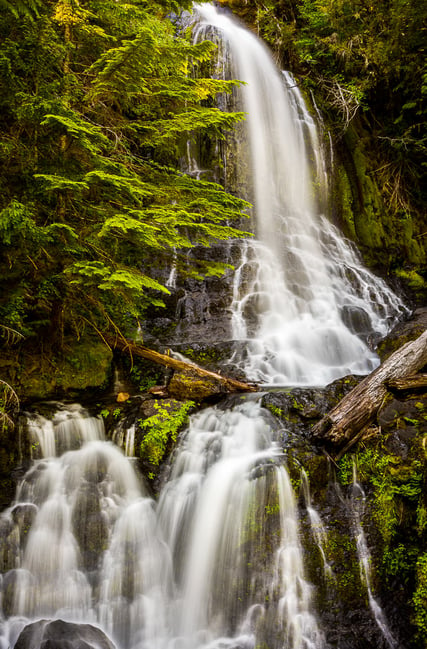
[0,407,170,649]
[112,421,136,457]
[1,399,326,649]
[193,3,407,386]
[25,404,104,458]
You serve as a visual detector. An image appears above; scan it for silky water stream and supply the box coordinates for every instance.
[192,3,407,386]
[0,400,332,649]
[0,4,408,648]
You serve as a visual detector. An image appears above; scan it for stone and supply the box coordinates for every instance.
[14,619,116,649]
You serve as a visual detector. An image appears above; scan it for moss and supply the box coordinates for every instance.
[395,269,427,291]
[325,531,366,601]
[265,403,285,418]
[53,340,112,393]
[335,163,356,239]
[2,337,113,402]
[331,122,426,278]
[139,399,195,471]
[413,553,427,645]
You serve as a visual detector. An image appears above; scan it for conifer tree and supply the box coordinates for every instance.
[0,0,249,346]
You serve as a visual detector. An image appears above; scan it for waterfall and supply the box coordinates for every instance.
[157,398,324,649]
[26,404,104,458]
[0,399,329,649]
[301,469,333,581]
[349,465,397,649]
[0,6,411,649]
[193,3,407,386]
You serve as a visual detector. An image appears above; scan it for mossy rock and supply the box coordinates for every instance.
[137,397,196,483]
[167,369,230,402]
[377,307,427,362]
[2,337,113,402]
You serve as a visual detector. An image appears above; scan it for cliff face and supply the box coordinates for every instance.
[215,0,427,305]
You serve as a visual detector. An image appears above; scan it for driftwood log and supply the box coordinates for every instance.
[106,336,257,399]
[312,330,427,447]
[386,373,427,394]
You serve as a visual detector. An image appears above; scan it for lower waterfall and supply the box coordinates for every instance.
[0,398,402,649]
[1,400,329,649]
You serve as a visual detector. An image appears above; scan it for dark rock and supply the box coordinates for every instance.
[378,397,427,435]
[261,375,360,438]
[14,619,116,649]
[378,307,427,362]
[71,482,109,572]
[341,305,376,339]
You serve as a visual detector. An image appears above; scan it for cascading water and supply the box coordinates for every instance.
[0,6,411,649]
[0,399,329,649]
[0,406,170,649]
[192,4,407,386]
[157,398,324,649]
[301,469,333,581]
[348,465,397,649]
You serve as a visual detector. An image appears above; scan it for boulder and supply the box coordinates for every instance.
[14,619,116,649]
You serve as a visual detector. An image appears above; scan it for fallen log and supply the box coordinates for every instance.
[106,335,257,399]
[312,330,427,447]
[386,373,427,394]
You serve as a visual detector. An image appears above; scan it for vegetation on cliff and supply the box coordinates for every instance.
[222,0,426,283]
[0,0,250,378]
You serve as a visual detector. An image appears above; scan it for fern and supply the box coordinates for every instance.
[0,0,41,18]
[34,174,89,193]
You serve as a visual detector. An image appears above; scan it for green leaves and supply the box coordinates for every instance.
[140,400,195,467]
[68,261,170,295]
[35,174,90,193]
[0,0,250,345]
[41,113,111,155]
[0,0,42,19]
[0,201,39,246]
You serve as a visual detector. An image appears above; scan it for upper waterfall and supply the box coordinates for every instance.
[193,3,407,386]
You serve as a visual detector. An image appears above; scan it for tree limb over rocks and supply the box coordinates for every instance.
[312,330,427,448]
[106,336,257,401]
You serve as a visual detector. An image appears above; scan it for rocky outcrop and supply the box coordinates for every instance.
[14,619,116,649]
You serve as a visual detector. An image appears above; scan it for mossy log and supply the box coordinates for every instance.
[312,330,427,447]
[106,336,257,398]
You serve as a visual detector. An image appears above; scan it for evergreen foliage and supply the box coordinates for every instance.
[231,0,426,224]
[0,0,249,347]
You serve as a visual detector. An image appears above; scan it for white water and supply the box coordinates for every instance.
[26,404,104,458]
[157,398,324,649]
[349,465,397,649]
[193,4,407,386]
[0,6,409,648]
[301,469,333,581]
[0,401,327,649]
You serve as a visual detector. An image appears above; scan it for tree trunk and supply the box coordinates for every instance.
[312,330,427,446]
[106,336,257,398]
[386,374,427,393]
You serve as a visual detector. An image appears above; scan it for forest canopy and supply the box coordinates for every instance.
[0,0,250,348]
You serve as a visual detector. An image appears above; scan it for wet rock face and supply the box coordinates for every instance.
[261,375,361,438]
[71,481,109,573]
[143,245,239,349]
[378,307,427,361]
[14,619,116,649]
